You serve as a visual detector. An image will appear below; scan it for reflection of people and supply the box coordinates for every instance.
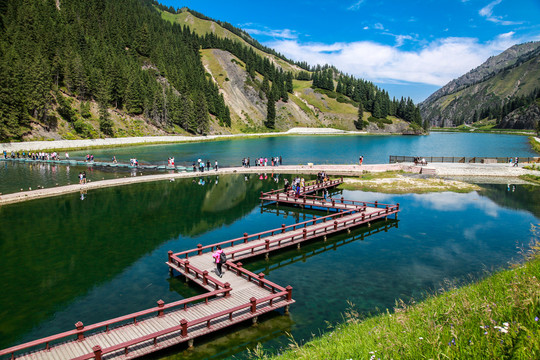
[212,245,224,278]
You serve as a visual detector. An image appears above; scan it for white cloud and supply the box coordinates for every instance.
[479,0,502,17]
[374,23,385,30]
[265,32,526,86]
[245,28,298,40]
[479,0,523,26]
[348,0,366,11]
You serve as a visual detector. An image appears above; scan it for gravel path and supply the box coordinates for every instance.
[0,128,366,152]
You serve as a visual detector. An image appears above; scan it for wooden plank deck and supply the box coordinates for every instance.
[1,179,399,360]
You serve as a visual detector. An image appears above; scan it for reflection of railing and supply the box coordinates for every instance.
[389,155,540,164]
[253,221,399,275]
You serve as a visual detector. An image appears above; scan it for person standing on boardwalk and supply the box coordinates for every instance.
[359,155,363,166]
[212,245,225,278]
[215,160,218,171]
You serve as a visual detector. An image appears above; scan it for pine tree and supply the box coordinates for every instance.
[357,102,364,122]
[286,72,293,93]
[266,90,276,129]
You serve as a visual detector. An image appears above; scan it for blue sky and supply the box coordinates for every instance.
[158,0,540,102]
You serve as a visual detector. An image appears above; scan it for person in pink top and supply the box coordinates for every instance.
[212,245,225,278]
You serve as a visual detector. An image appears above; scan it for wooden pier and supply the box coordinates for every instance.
[0,179,400,360]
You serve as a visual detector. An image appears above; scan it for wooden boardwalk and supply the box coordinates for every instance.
[0,179,400,360]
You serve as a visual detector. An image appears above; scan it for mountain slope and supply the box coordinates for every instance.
[420,41,540,127]
[0,0,423,141]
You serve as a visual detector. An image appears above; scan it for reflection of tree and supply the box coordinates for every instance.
[0,174,290,349]
[479,184,540,218]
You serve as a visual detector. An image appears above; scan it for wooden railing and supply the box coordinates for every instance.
[260,178,343,197]
[69,290,292,360]
[172,207,362,260]
[0,288,232,359]
[265,193,397,210]
[389,155,540,164]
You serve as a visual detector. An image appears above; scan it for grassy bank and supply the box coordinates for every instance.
[258,230,540,359]
[520,174,540,185]
[432,128,535,136]
[338,172,481,194]
[530,136,540,154]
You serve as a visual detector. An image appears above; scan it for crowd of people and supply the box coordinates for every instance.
[2,150,67,161]
[242,156,282,167]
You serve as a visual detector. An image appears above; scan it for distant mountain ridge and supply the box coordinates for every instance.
[420,41,540,128]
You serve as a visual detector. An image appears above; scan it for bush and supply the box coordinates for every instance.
[73,119,97,138]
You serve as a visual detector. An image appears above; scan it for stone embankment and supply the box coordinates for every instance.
[1,162,538,206]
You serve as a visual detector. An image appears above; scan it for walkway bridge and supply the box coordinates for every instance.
[0,179,400,360]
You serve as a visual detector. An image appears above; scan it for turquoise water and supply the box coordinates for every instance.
[0,174,538,359]
[68,132,536,166]
[1,133,536,195]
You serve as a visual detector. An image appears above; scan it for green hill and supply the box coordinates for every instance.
[0,0,423,141]
[420,41,540,129]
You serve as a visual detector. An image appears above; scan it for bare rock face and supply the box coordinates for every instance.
[498,103,540,130]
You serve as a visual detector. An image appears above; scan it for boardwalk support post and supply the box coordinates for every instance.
[286,285,293,301]
[243,233,248,243]
[334,221,338,230]
[282,224,286,233]
[202,270,208,285]
[92,345,102,360]
[258,273,265,287]
[303,228,307,239]
[184,260,190,275]
[197,244,203,255]
[224,282,231,297]
[265,239,270,250]
[157,300,165,317]
[236,262,243,275]
[75,321,84,341]
[250,297,257,313]
[181,319,188,337]
[188,339,194,348]
[252,316,258,325]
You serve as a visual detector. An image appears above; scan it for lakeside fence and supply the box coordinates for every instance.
[389,155,540,164]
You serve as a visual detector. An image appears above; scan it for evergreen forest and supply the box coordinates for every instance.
[0,0,424,141]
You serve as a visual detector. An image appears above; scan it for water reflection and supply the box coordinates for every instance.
[0,180,538,360]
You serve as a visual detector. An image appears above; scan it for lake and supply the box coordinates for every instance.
[0,132,537,195]
[1,174,538,359]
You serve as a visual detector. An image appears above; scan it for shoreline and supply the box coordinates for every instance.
[0,128,368,152]
[1,162,538,206]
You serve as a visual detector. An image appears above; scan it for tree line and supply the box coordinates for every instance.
[308,67,425,129]
[0,0,232,140]
[0,0,424,141]
[454,87,540,126]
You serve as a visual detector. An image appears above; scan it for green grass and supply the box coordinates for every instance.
[258,232,540,359]
[530,137,540,154]
[520,174,540,185]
